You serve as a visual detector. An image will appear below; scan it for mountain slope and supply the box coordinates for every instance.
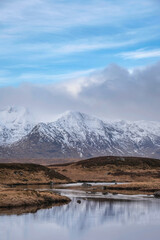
[0,106,35,145]
[0,111,160,160]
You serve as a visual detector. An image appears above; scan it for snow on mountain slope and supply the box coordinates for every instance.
[52,111,160,148]
[16,111,160,159]
[0,109,160,159]
[0,106,35,145]
[32,111,112,146]
[110,120,160,146]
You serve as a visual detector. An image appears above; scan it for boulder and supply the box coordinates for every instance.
[81,183,92,188]
[154,191,160,198]
[103,192,109,195]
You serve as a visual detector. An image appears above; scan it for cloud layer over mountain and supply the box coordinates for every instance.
[0,61,160,122]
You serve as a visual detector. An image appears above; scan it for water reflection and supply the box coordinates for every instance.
[1,197,160,240]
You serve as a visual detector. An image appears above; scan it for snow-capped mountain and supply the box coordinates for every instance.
[0,110,160,160]
[0,106,35,145]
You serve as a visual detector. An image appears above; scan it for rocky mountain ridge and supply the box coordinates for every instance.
[0,108,160,159]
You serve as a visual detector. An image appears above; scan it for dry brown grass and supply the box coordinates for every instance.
[51,164,160,183]
[1,157,160,197]
[0,163,71,210]
[51,156,160,183]
[0,189,70,208]
[51,156,160,195]
[0,163,70,185]
[102,182,160,194]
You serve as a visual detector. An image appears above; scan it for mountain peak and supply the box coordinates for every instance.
[0,106,35,145]
[0,108,160,159]
[1,106,27,114]
[57,110,102,124]
[0,106,34,126]
[60,110,88,119]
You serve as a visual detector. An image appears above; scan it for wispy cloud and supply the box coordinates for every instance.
[0,0,160,86]
[0,0,157,34]
[54,39,143,55]
[0,32,158,60]
[119,49,160,59]
[0,68,96,85]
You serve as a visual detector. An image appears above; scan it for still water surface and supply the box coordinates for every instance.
[0,189,160,240]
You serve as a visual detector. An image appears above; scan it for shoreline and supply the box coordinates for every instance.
[0,188,71,209]
[0,181,159,215]
[1,157,160,214]
[53,182,160,196]
[5,180,160,196]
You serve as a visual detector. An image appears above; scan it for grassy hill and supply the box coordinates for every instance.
[0,163,70,185]
[51,156,160,183]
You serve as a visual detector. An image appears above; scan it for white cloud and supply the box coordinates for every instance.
[0,0,158,38]
[0,33,158,61]
[119,49,160,59]
[0,69,96,85]
[0,61,160,122]
[0,1,159,121]
[55,39,139,55]
[0,0,159,67]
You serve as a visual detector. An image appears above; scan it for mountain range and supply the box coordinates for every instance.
[0,106,160,160]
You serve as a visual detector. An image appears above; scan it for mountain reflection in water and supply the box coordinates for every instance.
[1,198,160,240]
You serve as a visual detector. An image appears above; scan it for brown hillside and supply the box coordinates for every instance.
[0,163,70,185]
[74,156,160,168]
[51,156,160,183]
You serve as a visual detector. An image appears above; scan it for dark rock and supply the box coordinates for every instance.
[112,180,117,185]
[102,186,107,190]
[77,200,81,204]
[102,192,109,195]
[154,191,160,198]
[81,183,92,188]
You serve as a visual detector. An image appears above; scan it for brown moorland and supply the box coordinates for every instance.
[0,188,70,208]
[0,163,71,210]
[50,156,160,195]
[1,156,160,210]
[0,163,70,185]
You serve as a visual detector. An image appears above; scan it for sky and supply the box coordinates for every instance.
[0,0,160,121]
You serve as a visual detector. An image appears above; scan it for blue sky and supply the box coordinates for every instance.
[0,0,160,86]
[0,0,160,122]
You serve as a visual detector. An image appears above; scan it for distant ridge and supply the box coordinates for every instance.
[0,108,160,160]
